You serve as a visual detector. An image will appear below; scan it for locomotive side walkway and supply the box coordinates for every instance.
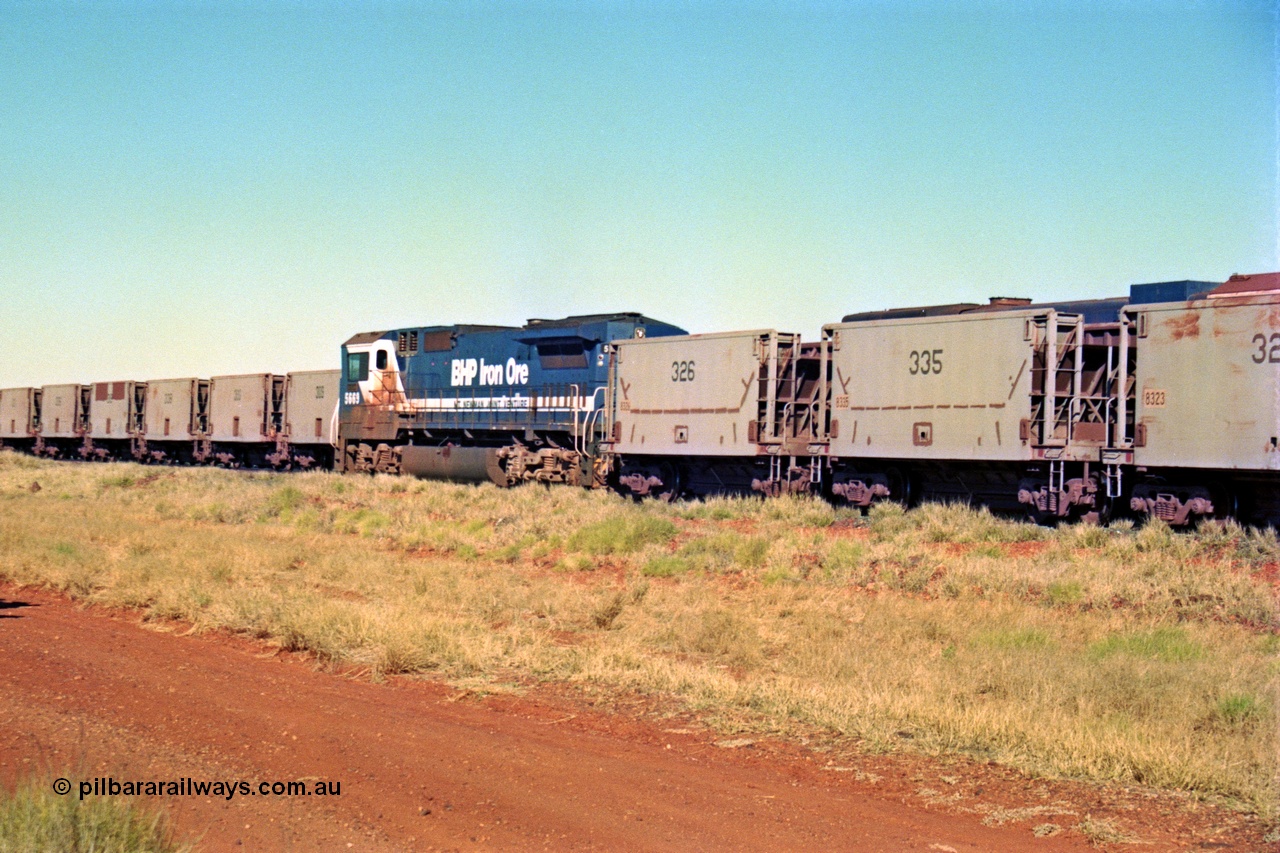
[0,582,1260,851]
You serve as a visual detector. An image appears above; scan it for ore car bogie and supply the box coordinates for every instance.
[3,273,1279,526]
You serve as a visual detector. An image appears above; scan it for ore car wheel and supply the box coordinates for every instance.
[885,467,914,508]
[1025,505,1058,527]
[1208,481,1238,522]
[1073,480,1112,526]
[654,462,683,503]
[1093,496,1115,527]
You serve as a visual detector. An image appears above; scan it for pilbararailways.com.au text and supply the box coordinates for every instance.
[58,777,341,801]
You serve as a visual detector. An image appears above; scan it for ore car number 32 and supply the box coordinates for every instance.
[1250,333,1280,364]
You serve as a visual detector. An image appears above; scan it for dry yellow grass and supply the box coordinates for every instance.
[1,452,1276,816]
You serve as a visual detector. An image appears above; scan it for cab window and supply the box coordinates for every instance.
[347,352,369,382]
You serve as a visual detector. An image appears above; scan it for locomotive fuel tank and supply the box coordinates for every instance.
[400,445,507,483]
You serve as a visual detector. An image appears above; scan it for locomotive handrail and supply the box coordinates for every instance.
[571,384,581,454]
[581,386,607,453]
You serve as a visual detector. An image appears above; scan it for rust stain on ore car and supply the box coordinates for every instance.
[1164,312,1199,341]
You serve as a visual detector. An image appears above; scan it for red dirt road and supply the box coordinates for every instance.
[0,584,1265,851]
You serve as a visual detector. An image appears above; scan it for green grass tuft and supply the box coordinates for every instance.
[567,514,677,555]
[642,556,692,577]
[1088,627,1205,662]
[0,776,189,853]
[1045,580,1085,607]
[261,485,307,519]
[974,628,1054,650]
[1214,693,1265,728]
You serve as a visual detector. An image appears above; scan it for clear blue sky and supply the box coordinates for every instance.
[0,0,1275,384]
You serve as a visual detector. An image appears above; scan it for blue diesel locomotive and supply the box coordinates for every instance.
[338,313,686,485]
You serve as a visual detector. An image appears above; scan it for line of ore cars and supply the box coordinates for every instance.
[3,271,1280,526]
